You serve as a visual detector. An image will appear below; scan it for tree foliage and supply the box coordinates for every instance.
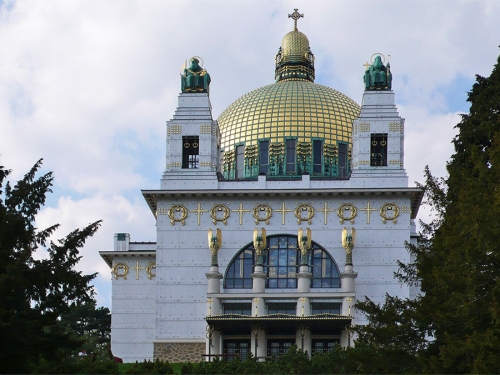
[0,159,101,373]
[353,51,500,373]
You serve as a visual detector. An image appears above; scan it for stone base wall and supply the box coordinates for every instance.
[154,342,205,363]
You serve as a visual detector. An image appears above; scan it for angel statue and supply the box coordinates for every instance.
[341,227,356,265]
[253,228,267,266]
[298,228,312,265]
[208,228,222,266]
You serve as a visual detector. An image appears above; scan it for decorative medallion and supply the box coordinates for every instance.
[379,203,400,224]
[252,204,272,224]
[295,203,314,224]
[157,207,167,216]
[111,262,129,280]
[210,204,230,225]
[337,203,357,224]
[167,204,188,225]
[146,262,156,280]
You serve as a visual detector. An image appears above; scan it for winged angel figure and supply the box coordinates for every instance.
[341,227,356,265]
[298,228,312,265]
[253,228,267,265]
[208,228,222,265]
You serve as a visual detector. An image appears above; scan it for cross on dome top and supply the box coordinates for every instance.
[288,8,303,30]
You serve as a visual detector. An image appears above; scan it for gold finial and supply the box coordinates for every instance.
[363,61,371,71]
[288,8,303,31]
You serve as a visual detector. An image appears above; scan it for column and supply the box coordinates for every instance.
[251,325,267,362]
[205,266,223,361]
[296,265,312,356]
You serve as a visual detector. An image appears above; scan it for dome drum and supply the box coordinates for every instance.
[221,139,352,180]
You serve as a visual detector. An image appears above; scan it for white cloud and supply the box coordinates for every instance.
[1,0,499,306]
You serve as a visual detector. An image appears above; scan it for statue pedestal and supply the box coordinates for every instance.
[251,265,266,293]
[206,267,223,294]
[297,265,312,293]
[341,265,357,293]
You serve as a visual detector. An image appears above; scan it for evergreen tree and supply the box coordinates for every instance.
[420,49,500,374]
[0,159,101,373]
[354,51,500,374]
[60,302,111,358]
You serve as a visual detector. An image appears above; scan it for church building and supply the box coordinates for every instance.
[100,9,422,363]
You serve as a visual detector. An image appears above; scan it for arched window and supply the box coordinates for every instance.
[224,234,341,289]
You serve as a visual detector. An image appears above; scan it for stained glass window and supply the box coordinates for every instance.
[224,235,340,289]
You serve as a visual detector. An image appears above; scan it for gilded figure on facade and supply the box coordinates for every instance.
[253,228,267,266]
[208,228,222,266]
[342,227,356,265]
[298,228,312,265]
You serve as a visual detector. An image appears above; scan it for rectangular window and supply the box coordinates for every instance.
[312,340,340,355]
[259,141,269,174]
[182,136,199,169]
[223,303,252,315]
[224,340,250,362]
[338,143,347,178]
[370,133,388,166]
[313,140,323,174]
[268,340,294,357]
[311,302,341,314]
[285,139,296,174]
[236,145,245,179]
[267,302,296,314]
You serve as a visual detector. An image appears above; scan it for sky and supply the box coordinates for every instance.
[1,0,499,307]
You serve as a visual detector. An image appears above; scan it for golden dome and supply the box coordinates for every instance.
[281,30,310,63]
[218,79,360,152]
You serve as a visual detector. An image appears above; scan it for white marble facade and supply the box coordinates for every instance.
[100,84,422,362]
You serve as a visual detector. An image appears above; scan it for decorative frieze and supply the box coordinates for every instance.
[163,201,405,227]
[111,261,156,281]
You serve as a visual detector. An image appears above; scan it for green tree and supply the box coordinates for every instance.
[420,49,500,374]
[354,51,500,374]
[0,159,101,373]
[60,302,111,359]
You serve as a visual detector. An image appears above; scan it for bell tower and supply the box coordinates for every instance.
[162,57,221,189]
[350,54,408,188]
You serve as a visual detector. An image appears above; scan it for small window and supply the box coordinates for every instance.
[370,133,388,166]
[182,136,199,169]
[338,143,347,178]
[268,340,294,357]
[312,340,339,355]
[259,141,269,174]
[267,303,296,315]
[236,145,245,179]
[313,140,323,174]
[311,302,341,314]
[223,303,252,315]
[285,139,296,174]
